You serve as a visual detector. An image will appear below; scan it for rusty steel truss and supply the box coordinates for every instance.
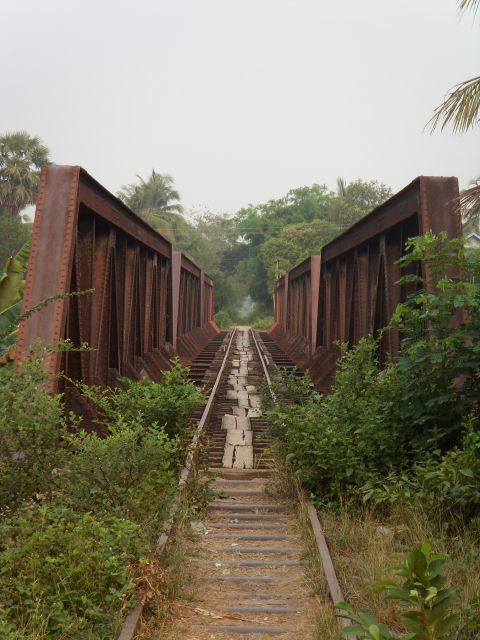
[269,176,462,389]
[16,165,219,401]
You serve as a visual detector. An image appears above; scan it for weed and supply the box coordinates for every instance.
[320,506,480,639]
[337,543,461,639]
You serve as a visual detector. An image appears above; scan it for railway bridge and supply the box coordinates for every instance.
[15,166,462,639]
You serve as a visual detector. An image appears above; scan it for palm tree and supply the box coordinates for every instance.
[118,170,183,217]
[0,132,50,218]
[460,176,480,233]
[336,177,348,197]
[428,74,480,135]
[428,1,480,220]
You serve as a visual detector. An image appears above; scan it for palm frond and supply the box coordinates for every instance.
[459,183,480,224]
[336,177,347,197]
[428,75,480,134]
[458,0,480,17]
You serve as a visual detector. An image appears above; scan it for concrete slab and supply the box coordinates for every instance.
[230,383,246,392]
[236,416,251,430]
[226,430,252,446]
[233,446,254,469]
[221,415,237,430]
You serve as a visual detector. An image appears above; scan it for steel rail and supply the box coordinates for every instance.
[118,328,237,640]
[250,328,354,639]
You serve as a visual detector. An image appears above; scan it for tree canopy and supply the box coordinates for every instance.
[118,170,183,217]
[220,179,392,311]
[114,170,392,317]
[0,132,50,218]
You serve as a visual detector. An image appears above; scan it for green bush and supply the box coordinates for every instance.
[0,504,146,638]
[214,309,233,328]
[363,424,480,521]
[265,367,316,407]
[0,358,70,511]
[0,353,203,636]
[267,338,408,501]
[78,358,203,440]
[386,233,480,452]
[65,416,179,532]
[249,314,274,330]
[266,234,480,514]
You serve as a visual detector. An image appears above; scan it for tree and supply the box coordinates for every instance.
[0,216,32,267]
[226,180,392,309]
[428,0,480,219]
[118,170,183,217]
[336,177,348,197]
[329,179,393,227]
[140,208,211,264]
[261,220,340,292]
[0,132,50,218]
[260,178,392,292]
[229,184,336,308]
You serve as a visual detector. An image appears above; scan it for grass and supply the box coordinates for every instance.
[320,504,480,638]
[295,492,341,640]
[266,443,480,639]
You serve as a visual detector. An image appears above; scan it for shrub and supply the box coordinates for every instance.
[0,504,146,638]
[266,234,480,512]
[250,314,274,330]
[386,233,480,452]
[0,358,70,511]
[265,367,316,407]
[0,353,203,635]
[362,422,480,521]
[64,416,180,532]
[77,359,203,440]
[267,338,403,500]
[214,309,233,328]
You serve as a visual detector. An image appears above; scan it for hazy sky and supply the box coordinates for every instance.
[2,0,479,215]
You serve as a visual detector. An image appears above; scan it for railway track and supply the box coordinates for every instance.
[119,327,347,640]
[188,331,229,386]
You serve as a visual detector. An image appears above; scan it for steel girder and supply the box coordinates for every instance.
[269,176,462,389]
[16,165,218,400]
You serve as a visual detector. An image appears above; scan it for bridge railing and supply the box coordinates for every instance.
[16,165,218,399]
[269,176,462,388]
[172,251,218,359]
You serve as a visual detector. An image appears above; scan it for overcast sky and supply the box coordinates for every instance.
[2,0,479,215]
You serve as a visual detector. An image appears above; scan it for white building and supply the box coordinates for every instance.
[466,231,480,249]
